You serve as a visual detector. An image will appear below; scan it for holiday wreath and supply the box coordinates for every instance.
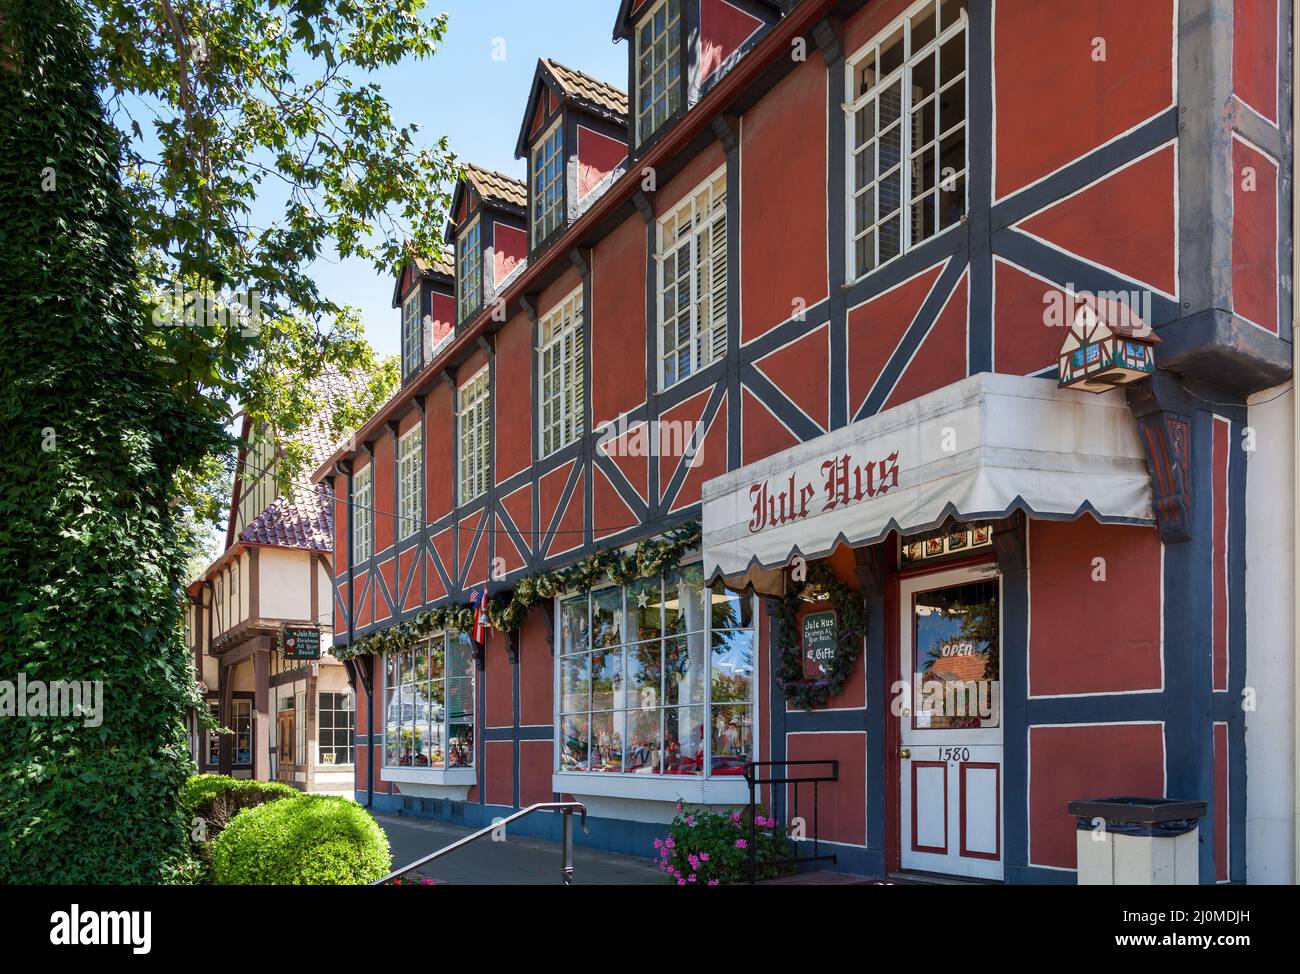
[774,561,867,709]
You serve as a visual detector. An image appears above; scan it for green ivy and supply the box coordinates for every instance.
[0,1,223,882]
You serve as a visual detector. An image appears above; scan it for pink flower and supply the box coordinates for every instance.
[687,874,697,883]
[653,838,663,849]
[676,802,683,812]
[665,837,675,849]
[688,854,700,869]
[708,879,720,886]
[678,878,686,885]
[660,847,669,859]
[730,812,741,823]
[700,852,710,862]
[735,838,747,849]
[685,815,695,826]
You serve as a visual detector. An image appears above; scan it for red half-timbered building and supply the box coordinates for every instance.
[314,0,1294,883]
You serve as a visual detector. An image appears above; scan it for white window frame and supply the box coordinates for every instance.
[401,289,422,379]
[634,0,683,145]
[656,165,728,390]
[538,287,585,457]
[318,691,355,766]
[397,425,422,539]
[381,631,477,775]
[531,119,565,246]
[551,562,758,800]
[457,366,491,503]
[845,0,968,282]
[351,464,373,563]
[456,215,482,324]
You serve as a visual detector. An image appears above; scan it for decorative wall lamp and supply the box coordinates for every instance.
[1058,294,1160,393]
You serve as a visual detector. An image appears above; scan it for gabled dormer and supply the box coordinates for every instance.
[514,58,629,255]
[613,0,783,154]
[392,252,455,384]
[444,165,528,327]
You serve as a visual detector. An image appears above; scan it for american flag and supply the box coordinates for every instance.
[470,588,489,644]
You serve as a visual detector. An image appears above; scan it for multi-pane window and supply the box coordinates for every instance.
[319,692,355,765]
[401,290,422,380]
[557,564,756,777]
[294,690,307,767]
[457,367,490,502]
[539,288,585,456]
[456,216,482,323]
[847,0,967,280]
[351,464,372,563]
[384,631,476,769]
[232,699,253,765]
[531,121,564,245]
[635,0,682,144]
[657,167,728,389]
[205,701,221,767]
[397,426,422,539]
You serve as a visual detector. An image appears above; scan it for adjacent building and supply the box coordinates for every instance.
[187,370,362,795]
[313,0,1295,883]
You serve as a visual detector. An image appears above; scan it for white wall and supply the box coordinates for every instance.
[258,546,313,621]
[1244,381,1295,883]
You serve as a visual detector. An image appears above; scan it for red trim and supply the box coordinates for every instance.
[958,762,1001,860]
[910,761,948,854]
[884,568,902,873]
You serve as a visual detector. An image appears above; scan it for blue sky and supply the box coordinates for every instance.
[314,1,629,360]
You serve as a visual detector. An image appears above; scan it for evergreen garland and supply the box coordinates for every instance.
[333,521,702,662]
[774,562,867,710]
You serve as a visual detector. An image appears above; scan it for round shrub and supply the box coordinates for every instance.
[213,795,391,885]
[181,774,300,880]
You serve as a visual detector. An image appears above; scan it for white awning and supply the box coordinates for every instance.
[701,373,1154,588]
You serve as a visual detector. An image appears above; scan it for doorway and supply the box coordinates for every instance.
[896,565,1003,880]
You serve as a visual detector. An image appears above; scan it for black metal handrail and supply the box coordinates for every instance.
[742,759,839,884]
[372,801,589,886]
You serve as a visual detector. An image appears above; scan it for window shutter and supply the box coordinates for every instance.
[708,210,728,363]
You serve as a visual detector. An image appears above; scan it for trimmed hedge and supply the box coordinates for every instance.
[213,795,391,885]
[182,774,299,879]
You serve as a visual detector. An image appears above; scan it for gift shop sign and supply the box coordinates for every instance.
[747,449,900,534]
[801,610,839,678]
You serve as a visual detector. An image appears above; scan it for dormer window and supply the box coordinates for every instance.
[531,120,564,246]
[456,215,482,323]
[401,290,422,380]
[635,0,682,145]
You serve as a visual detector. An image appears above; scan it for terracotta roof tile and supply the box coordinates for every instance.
[544,59,628,119]
[414,251,454,278]
[237,367,369,551]
[463,163,527,211]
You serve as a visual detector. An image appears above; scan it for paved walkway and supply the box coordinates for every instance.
[376,813,664,885]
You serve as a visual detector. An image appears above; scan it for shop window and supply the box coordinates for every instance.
[319,691,355,766]
[556,564,755,777]
[232,699,253,766]
[205,701,221,767]
[383,631,476,769]
[846,0,967,280]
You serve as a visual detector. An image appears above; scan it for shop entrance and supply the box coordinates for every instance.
[897,565,1003,880]
[276,711,295,784]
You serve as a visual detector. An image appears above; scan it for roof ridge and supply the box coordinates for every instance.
[463,161,526,187]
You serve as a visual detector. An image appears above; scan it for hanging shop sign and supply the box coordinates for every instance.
[280,626,321,661]
[801,610,839,679]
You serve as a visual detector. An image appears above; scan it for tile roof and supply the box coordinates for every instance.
[237,367,369,552]
[413,251,454,278]
[544,59,628,119]
[463,163,527,211]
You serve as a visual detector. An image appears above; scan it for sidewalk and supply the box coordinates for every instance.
[376,813,664,885]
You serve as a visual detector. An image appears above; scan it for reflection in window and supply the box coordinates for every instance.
[557,564,755,777]
[384,631,476,769]
[912,579,999,730]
